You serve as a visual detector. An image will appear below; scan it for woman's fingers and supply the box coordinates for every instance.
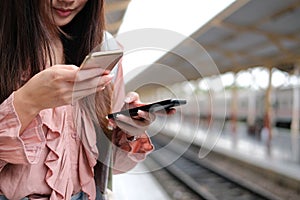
[114,118,147,136]
[113,110,155,136]
[75,67,109,82]
[47,65,79,81]
[73,74,114,91]
[136,110,156,122]
[72,83,109,102]
[20,64,115,109]
[155,108,177,116]
[124,92,140,104]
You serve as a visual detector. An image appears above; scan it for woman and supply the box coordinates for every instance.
[0,0,156,199]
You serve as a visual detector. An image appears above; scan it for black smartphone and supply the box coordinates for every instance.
[107,99,187,119]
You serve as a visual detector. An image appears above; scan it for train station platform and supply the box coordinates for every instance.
[110,117,300,199]
[112,163,171,200]
[215,122,300,181]
[159,116,300,188]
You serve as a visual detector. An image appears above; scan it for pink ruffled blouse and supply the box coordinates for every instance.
[0,64,154,199]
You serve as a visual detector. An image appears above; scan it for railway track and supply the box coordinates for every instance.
[147,135,282,200]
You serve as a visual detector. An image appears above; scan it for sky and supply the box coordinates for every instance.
[118,0,236,37]
[117,0,236,79]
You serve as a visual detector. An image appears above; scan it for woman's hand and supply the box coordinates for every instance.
[15,65,113,111]
[111,92,156,137]
[14,64,113,133]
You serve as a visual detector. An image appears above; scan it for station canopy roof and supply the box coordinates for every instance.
[105,0,130,36]
[125,0,300,91]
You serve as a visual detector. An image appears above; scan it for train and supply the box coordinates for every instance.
[182,86,300,131]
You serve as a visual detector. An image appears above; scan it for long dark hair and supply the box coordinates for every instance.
[0,0,51,103]
[59,0,113,133]
[0,0,106,104]
[60,0,105,66]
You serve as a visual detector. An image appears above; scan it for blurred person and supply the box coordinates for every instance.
[0,0,163,199]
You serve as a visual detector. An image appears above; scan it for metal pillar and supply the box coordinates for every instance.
[231,75,238,134]
[261,67,273,155]
[247,69,257,137]
[207,90,213,127]
[231,73,238,148]
[291,65,300,162]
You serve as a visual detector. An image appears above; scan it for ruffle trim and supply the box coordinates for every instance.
[40,106,98,200]
[111,129,154,175]
[0,93,45,165]
[114,129,154,162]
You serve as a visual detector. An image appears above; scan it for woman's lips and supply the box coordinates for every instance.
[54,8,73,17]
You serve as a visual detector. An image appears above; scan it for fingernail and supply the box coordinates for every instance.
[124,97,131,103]
[137,110,145,117]
[107,74,114,79]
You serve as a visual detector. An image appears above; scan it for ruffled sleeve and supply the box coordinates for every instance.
[0,92,45,168]
[112,128,154,174]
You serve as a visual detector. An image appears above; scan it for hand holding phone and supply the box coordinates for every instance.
[77,49,123,80]
[79,49,123,70]
[107,99,187,119]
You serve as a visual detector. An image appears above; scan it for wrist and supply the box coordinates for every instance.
[14,89,41,118]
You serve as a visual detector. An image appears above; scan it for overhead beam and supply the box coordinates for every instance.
[254,0,300,28]
[106,20,123,34]
[105,0,131,13]
[192,0,250,40]
[217,21,300,43]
